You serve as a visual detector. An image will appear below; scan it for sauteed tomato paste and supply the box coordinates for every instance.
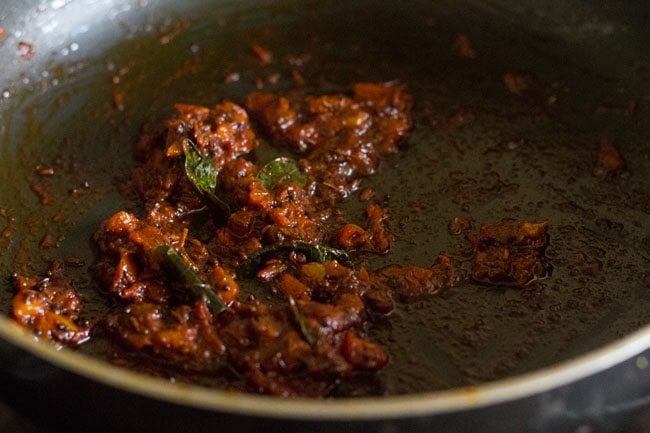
[10,82,550,397]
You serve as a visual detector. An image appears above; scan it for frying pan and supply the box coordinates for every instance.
[1,0,649,432]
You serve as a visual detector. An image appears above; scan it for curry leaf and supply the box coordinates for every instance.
[300,243,351,263]
[184,139,217,194]
[183,139,230,215]
[256,157,309,189]
[240,241,351,274]
[156,245,226,317]
[288,297,317,345]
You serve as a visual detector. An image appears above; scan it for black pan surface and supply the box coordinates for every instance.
[0,0,649,431]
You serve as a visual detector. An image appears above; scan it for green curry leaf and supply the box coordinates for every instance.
[183,139,230,215]
[240,241,351,274]
[256,157,309,189]
[184,139,217,194]
[156,245,227,317]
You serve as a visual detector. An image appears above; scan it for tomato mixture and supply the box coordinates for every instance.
[11,82,550,397]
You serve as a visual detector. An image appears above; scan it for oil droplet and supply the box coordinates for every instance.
[636,356,649,369]
[70,42,79,52]
[2,89,10,99]
[51,0,67,10]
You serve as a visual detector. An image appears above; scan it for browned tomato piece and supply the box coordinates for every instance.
[471,220,551,286]
[12,266,89,346]
[593,137,625,177]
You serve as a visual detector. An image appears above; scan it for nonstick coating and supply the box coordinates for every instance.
[0,0,649,432]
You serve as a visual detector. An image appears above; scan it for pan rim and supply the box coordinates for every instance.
[1,315,649,419]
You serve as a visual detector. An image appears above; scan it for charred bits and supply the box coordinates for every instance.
[469,220,552,287]
[452,33,476,59]
[593,137,625,178]
[17,41,34,60]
